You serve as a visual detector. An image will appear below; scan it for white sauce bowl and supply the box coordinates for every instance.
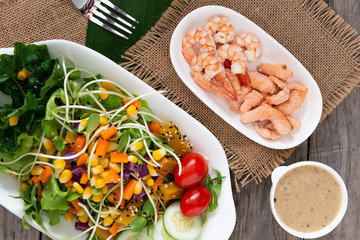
[270,161,348,238]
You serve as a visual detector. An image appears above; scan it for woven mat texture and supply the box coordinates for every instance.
[120,0,360,190]
[0,0,86,47]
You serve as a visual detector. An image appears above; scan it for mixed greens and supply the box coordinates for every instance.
[0,43,224,240]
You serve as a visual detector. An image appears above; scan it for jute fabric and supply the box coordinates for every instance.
[120,0,360,190]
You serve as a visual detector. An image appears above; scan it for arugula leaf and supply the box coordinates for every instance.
[40,60,64,98]
[21,44,51,72]
[204,169,225,212]
[101,94,122,110]
[52,136,65,152]
[117,130,129,153]
[41,120,58,138]
[41,174,70,211]
[45,88,68,120]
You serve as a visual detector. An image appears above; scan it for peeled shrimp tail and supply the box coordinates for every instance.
[182,29,216,64]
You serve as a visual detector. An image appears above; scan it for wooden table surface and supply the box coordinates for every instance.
[1,0,359,239]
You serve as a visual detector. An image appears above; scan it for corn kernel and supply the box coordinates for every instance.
[147,165,157,176]
[20,182,28,192]
[78,119,88,132]
[92,193,103,202]
[101,171,109,178]
[130,142,143,152]
[107,142,118,152]
[103,216,114,227]
[88,142,96,154]
[31,165,44,176]
[146,178,154,187]
[65,212,74,224]
[152,148,166,161]
[73,182,84,194]
[21,175,28,181]
[134,180,143,195]
[92,164,104,175]
[78,214,89,223]
[107,193,116,204]
[100,208,110,218]
[99,157,109,168]
[102,185,109,194]
[90,175,100,186]
[59,169,73,183]
[95,179,105,189]
[109,163,121,173]
[38,156,49,163]
[127,105,137,116]
[65,131,79,144]
[128,155,138,164]
[54,159,66,175]
[77,208,86,216]
[9,116,19,126]
[87,155,99,167]
[43,138,55,151]
[99,87,109,100]
[83,186,93,200]
[99,116,108,126]
[46,148,57,156]
[17,68,29,81]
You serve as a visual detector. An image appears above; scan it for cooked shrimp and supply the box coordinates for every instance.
[216,44,247,74]
[240,90,263,113]
[248,71,277,94]
[182,29,216,64]
[287,116,301,128]
[232,33,261,61]
[190,53,235,100]
[258,63,293,80]
[266,88,290,105]
[203,16,235,44]
[254,123,281,140]
[240,104,293,135]
[276,90,307,115]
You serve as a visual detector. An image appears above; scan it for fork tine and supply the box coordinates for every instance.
[101,0,139,23]
[93,9,132,34]
[89,16,128,40]
[96,4,135,29]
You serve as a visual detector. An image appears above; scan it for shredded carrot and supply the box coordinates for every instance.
[110,152,128,163]
[64,178,74,188]
[69,204,78,215]
[123,179,137,200]
[32,176,42,197]
[74,135,86,153]
[71,199,81,210]
[100,125,118,140]
[152,177,163,191]
[124,99,141,110]
[95,139,109,157]
[148,121,161,135]
[77,153,88,166]
[109,222,120,236]
[103,169,121,184]
[155,167,168,177]
[39,166,52,183]
[80,171,88,184]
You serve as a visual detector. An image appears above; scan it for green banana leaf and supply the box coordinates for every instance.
[85,0,173,63]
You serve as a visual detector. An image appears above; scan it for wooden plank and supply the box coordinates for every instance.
[230,141,308,239]
[0,206,40,240]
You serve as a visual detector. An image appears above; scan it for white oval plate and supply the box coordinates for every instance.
[170,6,323,149]
[0,40,236,239]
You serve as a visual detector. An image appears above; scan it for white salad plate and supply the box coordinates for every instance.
[170,6,323,149]
[0,40,236,239]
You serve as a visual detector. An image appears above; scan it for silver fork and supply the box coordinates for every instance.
[72,0,138,40]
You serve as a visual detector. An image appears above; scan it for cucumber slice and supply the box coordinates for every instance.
[152,218,174,240]
[163,201,202,240]
[115,229,140,240]
[139,224,153,240]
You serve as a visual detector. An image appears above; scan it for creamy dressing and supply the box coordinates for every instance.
[274,165,342,232]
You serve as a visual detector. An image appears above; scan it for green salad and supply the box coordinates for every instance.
[0,43,224,240]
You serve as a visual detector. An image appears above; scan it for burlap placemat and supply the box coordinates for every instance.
[0,0,87,47]
[121,0,360,191]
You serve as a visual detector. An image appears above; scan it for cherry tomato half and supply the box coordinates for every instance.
[180,185,211,217]
[174,153,208,189]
